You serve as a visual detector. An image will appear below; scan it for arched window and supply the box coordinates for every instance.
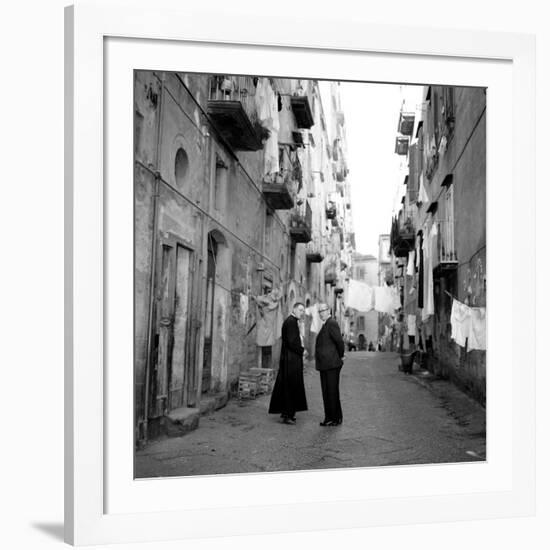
[175,147,189,190]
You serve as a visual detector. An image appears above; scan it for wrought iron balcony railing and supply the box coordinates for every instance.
[289,200,312,243]
[436,219,458,266]
[207,75,263,151]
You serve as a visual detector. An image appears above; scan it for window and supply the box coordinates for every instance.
[214,155,227,210]
[264,210,273,255]
[357,316,365,331]
[134,110,144,157]
[290,245,296,279]
[175,147,189,189]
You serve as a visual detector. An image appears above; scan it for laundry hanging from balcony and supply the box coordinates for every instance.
[422,223,438,320]
[255,78,280,176]
[406,251,415,276]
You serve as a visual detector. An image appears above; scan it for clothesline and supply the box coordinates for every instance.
[443,290,485,309]
[201,274,308,300]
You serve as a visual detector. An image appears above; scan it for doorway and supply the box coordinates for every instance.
[148,237,194,419]
[202,234,217,393]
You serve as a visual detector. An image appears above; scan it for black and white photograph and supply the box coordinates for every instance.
[133,71,486,478]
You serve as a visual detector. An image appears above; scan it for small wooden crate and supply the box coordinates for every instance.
[249,367,274,394]
[238,372,262,400]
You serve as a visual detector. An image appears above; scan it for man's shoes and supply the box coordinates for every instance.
[281,414,296,424]
[320,419,342,427]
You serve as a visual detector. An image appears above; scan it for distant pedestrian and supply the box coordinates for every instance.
[268,302,308,425]
[315,304,345,427]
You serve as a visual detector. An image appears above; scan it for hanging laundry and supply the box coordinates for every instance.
[264,133,279,175]
[255,289,282,346]
[391,286,401,310]
[347,280,374,312]
[417,173,429,204]
[255,78,280,177]
[255,78,278,130]
[422,224,437,320]
[239,293,249,325]
[450,299,471,347]
[374,285,396,314]
[407,314,416,337]
[407,251,415,276]
[468,307,487,351]
[305,303,323,334]
[438,135,448,155]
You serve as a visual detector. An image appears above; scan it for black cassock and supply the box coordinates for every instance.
[268,315,308,416]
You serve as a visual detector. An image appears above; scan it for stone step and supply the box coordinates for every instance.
[159,392,230,440]
[164,407,199,437]
[199,392,229,416]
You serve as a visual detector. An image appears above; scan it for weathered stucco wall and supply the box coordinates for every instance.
[428,87,486,404]
[135,71,342,436]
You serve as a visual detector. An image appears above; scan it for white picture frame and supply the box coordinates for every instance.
[65,0,536,545]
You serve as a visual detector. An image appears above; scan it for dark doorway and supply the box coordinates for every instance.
[203,234,218,393]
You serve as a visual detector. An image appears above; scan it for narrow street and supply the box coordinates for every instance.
[135,352,486,478]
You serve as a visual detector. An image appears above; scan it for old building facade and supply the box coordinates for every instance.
[390,85,486,403]
[349,253,379,350]
[134,72,353,442]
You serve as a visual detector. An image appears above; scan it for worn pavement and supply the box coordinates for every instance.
[135,351,486,478]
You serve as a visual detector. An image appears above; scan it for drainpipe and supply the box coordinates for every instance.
[142,73,165,443]
[193,121,210,403]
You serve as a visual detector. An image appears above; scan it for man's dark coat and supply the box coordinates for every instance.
[315,317,345,371]
[268,315,308,415]
[315,316,345,423]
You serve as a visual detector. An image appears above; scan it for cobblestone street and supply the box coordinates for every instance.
[135,351,486,478]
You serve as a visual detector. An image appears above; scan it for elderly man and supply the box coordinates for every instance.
[315,304,345,426]
[268,302,308,425]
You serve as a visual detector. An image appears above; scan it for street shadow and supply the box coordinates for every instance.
[31,522,64,541]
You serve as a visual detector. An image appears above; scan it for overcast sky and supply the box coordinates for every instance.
[323,81,424,257]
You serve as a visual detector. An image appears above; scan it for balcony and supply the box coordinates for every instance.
[325,266,338,286]
[395,136,409,156]
[390,208,415,257]
[290,95,315,129]
[398,112,415,136]
[306,235,325,263]
[435,219,458,269]
[262,146,300,210]
[289,200,312,243]
[207,75,263,151]
[262,174,295,210]
[326,200,337,219]
[292,131,305,147]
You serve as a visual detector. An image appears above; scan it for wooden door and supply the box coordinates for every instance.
[169,244,192,409]
[149,243,176,419]
[149,238,194,418]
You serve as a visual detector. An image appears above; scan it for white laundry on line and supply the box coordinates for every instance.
[347,280,374,312]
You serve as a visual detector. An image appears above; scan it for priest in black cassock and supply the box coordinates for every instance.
[268,302,308,424]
